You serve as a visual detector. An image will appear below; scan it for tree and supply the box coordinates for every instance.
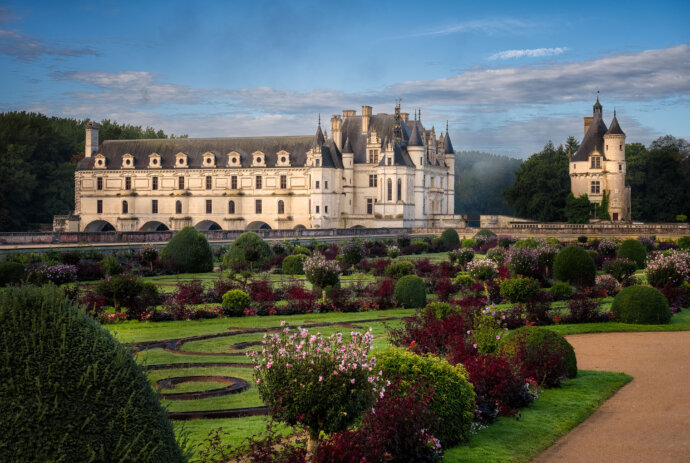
[454,151,522,215]
[502,141,571,221]
[598,190,610,220]
[565,193,590,224]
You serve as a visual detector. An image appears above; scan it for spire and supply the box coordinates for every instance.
[446,120,449,134]
[443,130,455,155]
[593,91,603,117]
[313,116,325,147]
[342,137,353,153]
[408,122,424,147]
[606,109,625,136]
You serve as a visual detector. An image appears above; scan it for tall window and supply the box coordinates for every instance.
[178,176,185,189]
[368,174,377,187]
[325,181,328,189]
[591,156,601,169]
[97,200,103,214]
[206,176,212,190]
[366,198,373,214]
[619,164,622,171]
[278,200,285,214]
[397,179,402,201]
[152,199,158,214]
[256,176,262,189]
[231,175,238,190]
[122,200,128,214]
[152,176,158,190]
[280,175,287,189]
[387,157,392,166]
[206,199,212,214]
[315,159,320,167]
[175,200,182,214]
[97,177,103,190]
[324,205,328,213]
[255,199,262,214]
[387,179,392,201]
[125,177,131,190]
[315,180,320,189]
[591,181,601,194]
[315,205,320,213]
[228,200,235,214]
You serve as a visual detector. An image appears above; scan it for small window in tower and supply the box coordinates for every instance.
[122,200,128,214]
[280,175,287,189]
[387,157,392,166]
[125,177,131,190]
[606,145,608,151]
[315,181,320,189]
[619,145,622,150]
[387,179,392,201]
[278,200,285,214]
[315,159,320,167]
[228,200,235,214]
[152,199,158,214]
[255,199,262,214]
[367,198,373,214]
[178,176,185,189]
[176,200,182,214]
[231,175,238,190]
[324,205,328,213]
[397,179,402,201]
[152,177,158,190]
[256,176,262,189]
[97,200,103,214]
[206,176,212,190]
[619,164,622,171]
[315,205,320,214]
[206,199,212,214]
[97,177,103,190]
[325,181,328,189]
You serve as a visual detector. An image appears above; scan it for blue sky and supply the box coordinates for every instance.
[1,0,689,157]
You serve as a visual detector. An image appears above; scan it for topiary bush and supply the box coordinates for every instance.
[617,238,647,269]
[549,281,574,301]
[499,277,540,303]
[161,226,213,273]
[553,245,596,287]
[0,285,184,462]
[223,231,274,272]
[378,348,475,447]
[222,289,251,316]
[610,285,671,324]
[499,326,577,388]
[0,262,25,286]
[292,245,311,256]
[281,254,306,275]
[440,228,460,247]
[461,238,475,249]
[385,260,415,279]
[394,275,426,308]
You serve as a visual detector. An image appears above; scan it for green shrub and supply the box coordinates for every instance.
[617,239,647,269]
[378,348,475,446]
[678,236,690,250]
[292,245,311,256]
[604,258,637,282]
[303,254,340,291]
[385,260,415,279]
[610,286,671,324]
[394,275,426,308]
[461,238,475,249]
[411,239,429,253]
[577,235,588,244]
[454,273,475,287]
[0,285,184,462]
[341,240,365,266]
[386,245,400,259]
[499,326,577,388]
[314,243,330,253]
[95,274,144,310]
[0,262,25,286]
[427,301,454,319]
[140,246,158,270]
[161,226,213,273]
[553,245,596,287]
[101,256,122,276]
[549,281,574,301]
[499,276,540,303]
[281,254,306,275]
[440,228,460,247]
[223,231,274,272]
[449,248,474,268]
[474,229,497,239]
[222,289,251,316]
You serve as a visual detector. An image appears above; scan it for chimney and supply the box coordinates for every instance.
[85,121,99,158]
[584,117,593,136]
[401,112,409,122]
[361,105,372,133]
[342,109,356,121]
[330,115,342,148]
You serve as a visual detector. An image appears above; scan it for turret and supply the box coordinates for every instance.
[604,110,626,162]
[443,122,456,214]
[85,121,99,158]
[407,122,425,167]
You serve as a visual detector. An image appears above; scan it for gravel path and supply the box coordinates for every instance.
[533,331,690,463]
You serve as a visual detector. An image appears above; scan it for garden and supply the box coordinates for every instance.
[1,227,689,462]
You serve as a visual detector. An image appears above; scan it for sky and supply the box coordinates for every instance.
[1,0,689,157]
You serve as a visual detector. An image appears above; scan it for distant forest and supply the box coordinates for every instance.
[0,111,184,232]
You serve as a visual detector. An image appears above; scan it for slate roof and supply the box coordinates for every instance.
[606,111,625,136]
[443,131,455,154]
[407,123,424,146]
[340,114,414,167]
[572,112,608,162]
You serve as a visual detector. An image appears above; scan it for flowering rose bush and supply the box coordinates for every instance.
[303,254,340,292]
[597,239,618,257]
[29,264,78,285]
[645,250,690,288]
[505,247,539,279]
[466,258,497,281]
[249,324,382,454]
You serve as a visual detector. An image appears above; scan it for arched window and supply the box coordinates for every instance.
[397,179,402,201]
[122,200,128,214]
[175,200,182,214]
[387,178,392,201]
[278,200,285,214]
[228,200,235,214]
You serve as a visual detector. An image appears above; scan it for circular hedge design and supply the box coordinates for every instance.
[611,285,671,324]
[553,245,596,287]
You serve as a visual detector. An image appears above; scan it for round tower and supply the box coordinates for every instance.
[603,109,628,221]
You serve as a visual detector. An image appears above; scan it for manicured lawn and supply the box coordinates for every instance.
[549,308,690,335]
[444,370,632,463]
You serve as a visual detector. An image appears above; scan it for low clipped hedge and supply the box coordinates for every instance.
[222,289,251,316]
[440,228,460,247]
[0,262,25,286]
[617,239,647,269]
[499,276,540,303]
[499,326,577,388]
[161,226,213,273]
[385,260,415,279]
[282,254,306,275]
[0,285,184,462]
[553,245,596,287]
[610,285,671,324]
[378,348,475,447]
[394,275,426,308]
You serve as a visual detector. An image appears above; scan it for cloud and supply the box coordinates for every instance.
[489,47,568,60]
[406,18,533,38]
[0,29,99,61]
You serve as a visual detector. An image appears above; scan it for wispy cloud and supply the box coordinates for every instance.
[0,29,99,61]
[489,47,568,60]
[406,18,532,38]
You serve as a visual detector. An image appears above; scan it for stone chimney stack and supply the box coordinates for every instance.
[584,117,593,136]
[401,112,409,122]
[361,105,372,133]
[85,121,100,158]
[342,109,356,121]
[330,115,342,149]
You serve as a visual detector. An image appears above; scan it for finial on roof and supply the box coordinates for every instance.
[446,120,449,133]
[418,108,421,121]
[318,113,321,127]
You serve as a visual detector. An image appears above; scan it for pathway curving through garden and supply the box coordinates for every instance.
[533,331,690,463]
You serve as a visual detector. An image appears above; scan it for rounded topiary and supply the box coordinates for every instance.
[281,254,306,275]
[394,275,426,308]
[499,326,577,388]
[617,239,647,269]
[378,348,475,447]
[610,285,671,324]
[384,260,415,279]
[0,285,184,462]
[678,236,690,250]
[440,228,460,247]
[161,226,213,273]
[553,245,596,287]
[499,276,540,303]
[341,240,365,266]
[292,245,311,256]
[222,289,251,316]
[223,231,274,272]
[549,281,574,301]
[0,262,25,286]
[461,238,475,249]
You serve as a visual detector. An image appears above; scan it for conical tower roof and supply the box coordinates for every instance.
[407,123,424,147]
[443,122,455,154]
[606,110,625,136]
[342,137,353,153]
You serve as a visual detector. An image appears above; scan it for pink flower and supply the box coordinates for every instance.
[256,379,261,385]
[319,376,323,382]
[350,379,355,384]
[473,343,478,349]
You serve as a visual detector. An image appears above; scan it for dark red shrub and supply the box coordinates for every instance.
[206,278,238,303]
[434,278,459,302]
[389,308,471,357]
[401,244,425,255]
[660,283,688,312]
[371,258,392,276]
[497,265,511,280]
[249,278,277,305]
[437,262,457,279]
[284,282,316,313]
[366,241,388,258]
[76,261,104,281]
[563,293,609,324]
[172,279,205,305]
[79,290,107,315]
[366,278,396,309]
[415,259,435,277]
[322,244,339,261]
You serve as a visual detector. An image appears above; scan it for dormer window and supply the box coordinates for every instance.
[252,151,265,167]
[94,153,106,169]
[122,153,134,169]
[148,153,161,168]
[276,150,291,167]
[203,152,216,167]
[227,151,240,167]
[315,159,320,167]
[175,152,188,168]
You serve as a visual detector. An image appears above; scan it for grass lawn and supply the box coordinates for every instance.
[444,370,632,463]
[548,308,690,335]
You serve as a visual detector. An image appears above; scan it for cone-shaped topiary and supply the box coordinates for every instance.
[394,275,426,308]
[611,285,671,324]
[440,228,460,247]
[617,239,647,269]
[0,285,185,462]
[553,245,596,287]
[161,226,213,273]
[223,231,274,272]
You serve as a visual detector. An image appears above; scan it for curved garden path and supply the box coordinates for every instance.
[534,331,690,463]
